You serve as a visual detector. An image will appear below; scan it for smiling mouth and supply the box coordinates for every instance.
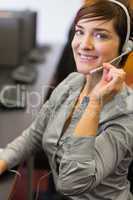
[78,53,98,62]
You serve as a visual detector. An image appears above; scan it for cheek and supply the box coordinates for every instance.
[97,42,119,59]
[71,37,79,52]
[71,40,75,52]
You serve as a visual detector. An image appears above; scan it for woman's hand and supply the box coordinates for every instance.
[90,63,126,107]
[0,160,8,175]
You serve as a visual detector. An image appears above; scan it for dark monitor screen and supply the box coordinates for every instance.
[0,13,21,66]
[0,10,37,66]
[12,10,37,57]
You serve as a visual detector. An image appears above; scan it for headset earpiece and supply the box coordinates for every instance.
[122,39,133,53]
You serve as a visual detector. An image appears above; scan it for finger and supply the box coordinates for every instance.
[102,62,115,69]
[102,63,113,82]
[103,63,126,83]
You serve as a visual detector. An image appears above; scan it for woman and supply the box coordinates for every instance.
[0,0,133,199]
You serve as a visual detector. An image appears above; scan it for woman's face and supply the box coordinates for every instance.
[72,18,120,75]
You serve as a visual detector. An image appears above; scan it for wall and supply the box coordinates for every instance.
[0,0,82,45]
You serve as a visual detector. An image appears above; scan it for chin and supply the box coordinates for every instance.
[76,63,94,75]
[76,68,90,75]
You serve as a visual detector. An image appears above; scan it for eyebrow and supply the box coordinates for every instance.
[75,24,111,33]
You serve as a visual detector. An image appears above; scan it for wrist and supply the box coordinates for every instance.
[89,95,103,110]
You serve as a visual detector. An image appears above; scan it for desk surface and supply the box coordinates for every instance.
[0,44,63,200]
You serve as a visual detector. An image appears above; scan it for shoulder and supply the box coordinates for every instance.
[55,72,85,88]
[100,84,133,122]
[49,72,85,102]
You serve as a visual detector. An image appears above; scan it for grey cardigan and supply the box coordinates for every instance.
[1,72,133,200]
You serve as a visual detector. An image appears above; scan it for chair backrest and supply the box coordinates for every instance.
[124,52,133,87]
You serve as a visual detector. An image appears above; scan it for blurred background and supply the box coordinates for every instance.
[0,0,82,45]
[0,0,82,82]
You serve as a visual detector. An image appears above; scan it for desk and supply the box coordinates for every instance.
[0,44,63,200]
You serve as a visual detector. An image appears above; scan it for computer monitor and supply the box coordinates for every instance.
[13,10,37,59]
[0,10,37,66]
[0,11,21,66]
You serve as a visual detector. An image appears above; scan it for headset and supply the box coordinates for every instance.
[108,0,133,53]
[90,0,133,74]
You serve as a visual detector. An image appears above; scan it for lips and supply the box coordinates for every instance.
[78,52,98,62]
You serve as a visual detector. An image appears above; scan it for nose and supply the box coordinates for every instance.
[80,35,94,50]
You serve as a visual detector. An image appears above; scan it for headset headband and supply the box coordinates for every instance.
[108,0,131,51]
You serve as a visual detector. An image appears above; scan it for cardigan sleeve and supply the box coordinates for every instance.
[0,99,53,169]
[57,121,133,195]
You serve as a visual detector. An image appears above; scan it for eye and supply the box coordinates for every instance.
[94,32,108,40]
[75,29,84,36]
